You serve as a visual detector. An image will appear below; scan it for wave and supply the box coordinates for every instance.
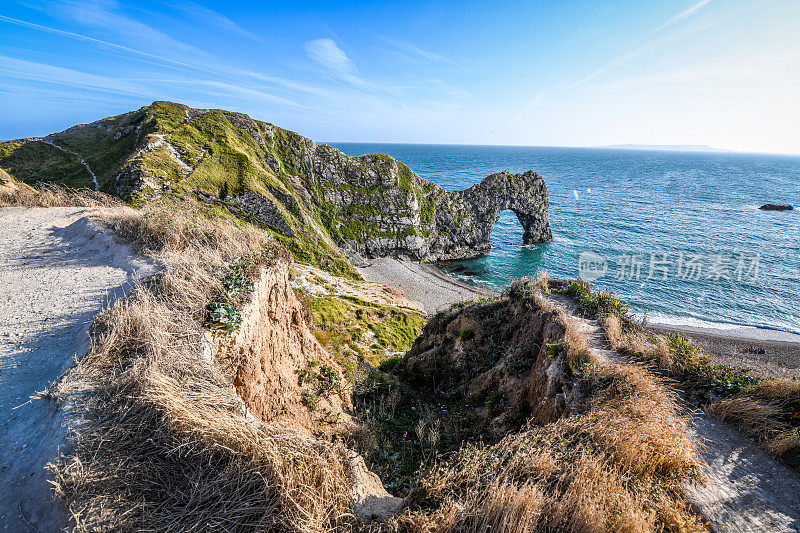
[637,311,800,337]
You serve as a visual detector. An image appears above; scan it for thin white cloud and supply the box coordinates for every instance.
[370,33,448,63]
[304,38,365,87]
[504,88,552,127]
[0,7,466,138]
[658,0,714,31]
[0,14,219,77]
[163,1,266,43]
[567,3,739,90]
[0,54,157,97]
[0,13,313,99]
[54,0,199,56]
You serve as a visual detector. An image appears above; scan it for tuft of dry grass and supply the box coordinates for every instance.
[0,178,119,208]
[51,199,358,532]
[709,380,800,458]
[597,288,800,470]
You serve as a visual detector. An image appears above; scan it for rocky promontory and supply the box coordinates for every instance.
[0,101,552,264]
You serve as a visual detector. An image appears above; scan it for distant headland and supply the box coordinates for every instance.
[598,144,730,153]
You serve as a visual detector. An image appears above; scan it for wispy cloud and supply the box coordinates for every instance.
[162,1,266,43]
[0,54,157,97]
[0,4,466,140]
[372,34,448,63]
[52,0,199,56]
[304,38,365,87]
[504,88,553,126]
[566,2,738,90]
[0,14,219,77]
[589,49,800,93]
[657,0,714,31]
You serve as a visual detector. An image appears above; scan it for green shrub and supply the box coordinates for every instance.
[379,356,403,373]
[207,302,241,333]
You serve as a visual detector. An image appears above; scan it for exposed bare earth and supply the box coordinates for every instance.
[547,293,800,532]
[356,257,492,313]
[0,207,154,531]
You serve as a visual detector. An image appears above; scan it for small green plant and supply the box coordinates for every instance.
[560,282,634,329]
[379,356,403,373]
[297,368,315,386]
[546,342,562,359]
[484,391,504,414]
[207,302,241,333]
[298,362,342,402]
[302,390,320,410]
[222,258,253,298]
[508,352,534,374]
[459,329,474,342]
[568,348,592,375]
[318,364,341,394]
[665,333,700,361]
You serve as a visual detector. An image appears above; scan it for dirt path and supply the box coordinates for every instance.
[0,207,155,531]
[547,294,800,532]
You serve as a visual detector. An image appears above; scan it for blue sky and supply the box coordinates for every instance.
[1,0,799,153]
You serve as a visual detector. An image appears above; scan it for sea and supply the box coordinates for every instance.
[331,143,800,335]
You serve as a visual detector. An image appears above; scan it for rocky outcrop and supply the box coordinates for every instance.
[295,141,552,261]
[427,170,552,260]
[0,101,552,263]
[215,252,401,522]
[396,283,587,439]
[215,250,350,436]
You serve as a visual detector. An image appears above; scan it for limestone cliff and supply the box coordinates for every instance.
[0,101,552,264]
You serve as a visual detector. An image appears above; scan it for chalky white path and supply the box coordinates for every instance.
[0,207,154,531]
[548,292,800,533]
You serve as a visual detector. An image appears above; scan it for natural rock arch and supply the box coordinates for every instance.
[423,170,553,261]
[304,142,554,262]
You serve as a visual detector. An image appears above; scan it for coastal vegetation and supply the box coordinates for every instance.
[2,103,798,530]
[564,281,800,470]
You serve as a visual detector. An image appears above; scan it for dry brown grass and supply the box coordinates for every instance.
[602,309,800,468]
[709,379,800,458]
[387,286,704,533]
[0,178,119,208]
[51,199,358,532]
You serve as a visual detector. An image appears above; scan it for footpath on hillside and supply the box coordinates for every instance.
[0,207,154,531]
[548,293,800,533]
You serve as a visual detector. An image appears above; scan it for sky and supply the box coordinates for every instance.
[1,0,799,154]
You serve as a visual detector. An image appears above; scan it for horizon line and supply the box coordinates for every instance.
[324,140,800,158]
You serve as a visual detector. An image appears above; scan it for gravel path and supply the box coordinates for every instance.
[547,293,800,532]
[0,207,155,531]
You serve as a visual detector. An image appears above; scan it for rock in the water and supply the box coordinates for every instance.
[759,204,794,211]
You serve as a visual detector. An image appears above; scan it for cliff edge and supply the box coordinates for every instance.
[0,101,551,264]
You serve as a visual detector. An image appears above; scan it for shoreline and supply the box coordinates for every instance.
[356,257,494,314]
[359,259,800,378]
[645,322,800,379]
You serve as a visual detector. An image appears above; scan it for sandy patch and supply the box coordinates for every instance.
[0,207,155,530]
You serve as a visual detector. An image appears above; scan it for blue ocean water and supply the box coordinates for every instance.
[331,143,800,334]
